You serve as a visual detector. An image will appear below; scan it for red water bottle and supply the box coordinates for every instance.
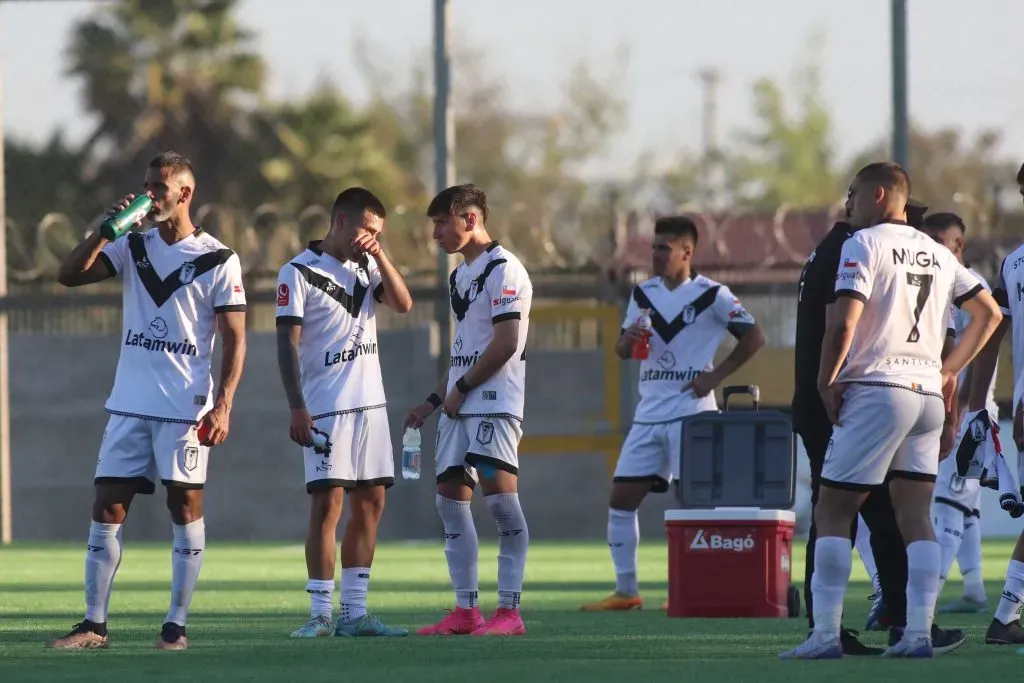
[633,308,652,360]
[197,419,210,444]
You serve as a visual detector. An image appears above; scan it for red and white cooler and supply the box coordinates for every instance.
[665,507,796,618]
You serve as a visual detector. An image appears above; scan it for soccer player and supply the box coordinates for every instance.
[580,216,766,611]
[791,188,967,653]
[404,184,532,636]
[971,161,1024,645]
[920,212,994,615]
[47,152,247,650]
[780,162,1000,659]
[276,188,413,639]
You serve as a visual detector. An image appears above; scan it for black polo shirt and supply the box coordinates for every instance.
[791,222,855,435]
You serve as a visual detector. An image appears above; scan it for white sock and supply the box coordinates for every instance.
[485,493,529,609]
[959,516,986,602]
[436,495,479,609]
[607,508,639,596]
[166,518,206,627]
[854,516,878,592]
[932,505,964,596]
[306,578,334,619]
[340,567,369,621]
[811,536,851,640]
[905,540,940,641]
[995,559,1024,625]
[84,521,123,624]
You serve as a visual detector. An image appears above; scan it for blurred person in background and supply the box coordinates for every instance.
[580,215,766,612]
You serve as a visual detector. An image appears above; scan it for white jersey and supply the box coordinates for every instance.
[950,267,998,418]
[834,222,982,397]
[624,274,757,423]
[993,246,1024,410]
[99,227,246,423]
[447,242,532,421]
[275,242,387,419]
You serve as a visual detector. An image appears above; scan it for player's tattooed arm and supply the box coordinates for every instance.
[372,251,413,313]
[275,323,305,410]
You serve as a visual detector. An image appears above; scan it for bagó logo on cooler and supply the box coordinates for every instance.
[687,528,756,552]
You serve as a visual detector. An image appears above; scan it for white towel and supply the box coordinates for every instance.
[953,409,1023,518]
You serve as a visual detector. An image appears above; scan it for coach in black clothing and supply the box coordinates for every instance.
[792,198,965,655]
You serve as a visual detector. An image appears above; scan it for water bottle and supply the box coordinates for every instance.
[632,308,653,360]
[100,195,153,241]
[402,427,422,480]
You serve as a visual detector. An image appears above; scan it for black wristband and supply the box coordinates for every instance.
[426,393,442,409]
[455,377,474,394]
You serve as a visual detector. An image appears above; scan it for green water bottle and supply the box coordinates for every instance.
[100,195,153,241]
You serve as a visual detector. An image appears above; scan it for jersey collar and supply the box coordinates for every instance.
[486,241,500,252]
[308,240,324,256]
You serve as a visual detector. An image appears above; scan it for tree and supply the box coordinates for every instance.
[4,132,91,280]
[730,32,843,209]
[352,37,629,270]
[65,0,269,208]
[846,127,1013,237]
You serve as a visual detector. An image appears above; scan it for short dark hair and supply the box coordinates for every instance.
[149,151,194,184]
[855,161,911,199]
[653,216,699,245]
[331,187,386,225]
[921,212,966,235]
[1016,162,1024,185]
[427,184,489,223]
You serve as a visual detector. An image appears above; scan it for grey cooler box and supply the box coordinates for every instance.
[676,385,796,510]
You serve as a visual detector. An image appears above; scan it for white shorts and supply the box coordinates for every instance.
[612,420,683,493]
[934,413,982,515]
[821,383,945,489]
[94,414,208,493]
[435,414,523,486]
[304,408,394,493]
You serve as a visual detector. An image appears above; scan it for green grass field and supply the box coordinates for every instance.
[2,539,1022,682]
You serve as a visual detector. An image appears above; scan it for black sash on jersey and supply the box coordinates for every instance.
[127,232,235,307]
[632,285,719,343]
[291,263,369,318]
[449,258,507,322]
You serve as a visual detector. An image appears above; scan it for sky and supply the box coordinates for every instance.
[2,0,1024,181]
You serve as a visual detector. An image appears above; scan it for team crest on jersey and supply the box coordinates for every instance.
[682,305,696,325]
[476,421,494,446]
[355,267,370,288]
[467,281,481,302]
[178,262,196,285]
[184,446,199,472]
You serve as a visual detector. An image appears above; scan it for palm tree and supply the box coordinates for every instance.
[65,0,268,207]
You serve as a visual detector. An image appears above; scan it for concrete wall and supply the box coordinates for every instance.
[10,329,689,543]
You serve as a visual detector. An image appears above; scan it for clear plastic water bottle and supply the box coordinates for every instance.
[401,427,421,480]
